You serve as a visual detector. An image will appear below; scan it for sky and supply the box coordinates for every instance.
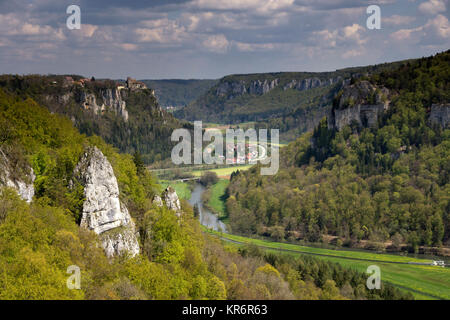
[0,0,448,79]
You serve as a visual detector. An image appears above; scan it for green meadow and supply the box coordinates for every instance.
[159,180,192,200]
[205,230,450,300]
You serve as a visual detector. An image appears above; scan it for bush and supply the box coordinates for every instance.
[199,171,219,186]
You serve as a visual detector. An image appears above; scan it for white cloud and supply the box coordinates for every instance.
[341,48,364,59]
[418,0,447,15]
[390,14,450,44]
[202,34,230,53]
[190,0,294,15]
[423,13,450,39]
[383,15,416,26]
[313,23,366,47]
[80,24,98,38]
[234,41,276,52]
[135,19,187,43]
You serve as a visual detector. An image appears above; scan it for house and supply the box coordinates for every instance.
[432,260,445,267]
[126,77,147,90]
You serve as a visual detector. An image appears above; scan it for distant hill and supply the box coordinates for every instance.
[226,50,449,250]
[0,75,191,164]
[175,60,413,141]
[141,79,218,109]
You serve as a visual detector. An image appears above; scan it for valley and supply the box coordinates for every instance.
[0,50,448,301]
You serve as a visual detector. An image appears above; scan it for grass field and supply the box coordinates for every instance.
[191,164,253,178]
[159,180,192,200]
[204,230,450,300]
[206,179,230,219]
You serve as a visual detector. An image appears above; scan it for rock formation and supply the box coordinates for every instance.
[283,77,344,91]
[215,78,279,98]
[429,104,449,129]
[162,186,182,217]
[153,187,182,217]
[328,81,390,131]
[249,79,279,95]
[71,146,139,258]
[79,88,129,121]
[0,149,35,203]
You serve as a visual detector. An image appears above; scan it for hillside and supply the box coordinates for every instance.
[0,75,190,164]
[0,88,412,300]
[225,50,450,253]
[176,60,413,141]
[141,79,218,109]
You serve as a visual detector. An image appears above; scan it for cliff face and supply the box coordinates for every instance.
[429,104,450,129]
[283,76,345,91]
[0,148,35,203]
[328,81,390,131]
[214,76,342,99]
[78,88,129,121]
[71,146,139,258]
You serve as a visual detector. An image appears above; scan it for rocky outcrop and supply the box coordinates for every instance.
[283,77,344,91]
[153,187,182,217]
[249,79,279,95]
[215,78,279,98]
[328,81,390,131]
[162,187,182,217]
[429,104,449,129]
[79,88,129,121]
[71,146,139,258]
[0,149,35,203]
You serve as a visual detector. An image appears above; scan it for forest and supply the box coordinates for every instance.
[0,87,412,300]
[226,50,449,252]
[0,74,188,164]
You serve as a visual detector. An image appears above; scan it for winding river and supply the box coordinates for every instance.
[189,183,227,233]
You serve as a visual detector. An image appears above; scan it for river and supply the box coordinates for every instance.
[188,183,227,233]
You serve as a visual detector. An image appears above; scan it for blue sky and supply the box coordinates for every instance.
[0,0,448,79]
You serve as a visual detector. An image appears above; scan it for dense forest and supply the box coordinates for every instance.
[226,51,449,253]
[0,88,411,300]
[0,75,189,164]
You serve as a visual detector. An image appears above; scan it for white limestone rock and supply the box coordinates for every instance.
[328,81,390,131]
[162,186,182,216]
[0,149,35,203]
[79,88,128,121]
[71,146,139,258]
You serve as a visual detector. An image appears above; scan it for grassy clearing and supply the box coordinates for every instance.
[206,179,229,219]
[159,180,192,200]
[191,164,253,178]
[204,230,450,300]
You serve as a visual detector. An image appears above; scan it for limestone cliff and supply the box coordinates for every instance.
[328,81,390,131]
[0,148,35,203]
[215,78,280,98]
[78,88,129,121]
[283,76,345,91]
[71,146,139,258]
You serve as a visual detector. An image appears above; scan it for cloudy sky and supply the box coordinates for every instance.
[0,0,448,79]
